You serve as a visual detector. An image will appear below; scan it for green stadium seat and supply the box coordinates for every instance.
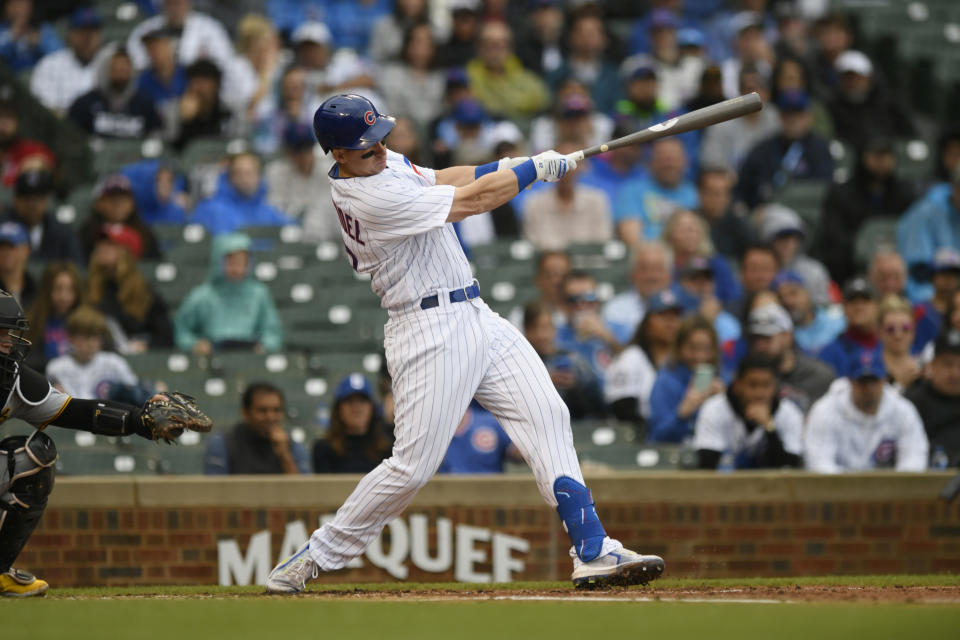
[773,180,829,229]
[895,139,935,183]
[90,138,161,176]
[854,217,900,268]
[470,239,535,271]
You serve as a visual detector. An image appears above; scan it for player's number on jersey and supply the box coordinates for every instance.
[343,241,358,271]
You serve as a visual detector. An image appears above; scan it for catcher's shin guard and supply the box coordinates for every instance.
[0,432,56,573]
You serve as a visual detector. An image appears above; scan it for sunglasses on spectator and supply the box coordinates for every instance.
[883,323,913,335]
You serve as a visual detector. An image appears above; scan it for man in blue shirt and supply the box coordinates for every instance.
[614,137,698,246]
[819,277,883,377]
[438,402,519,474]
[774,270,845,355]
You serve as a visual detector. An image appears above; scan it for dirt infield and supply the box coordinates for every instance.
[46,584,960,604]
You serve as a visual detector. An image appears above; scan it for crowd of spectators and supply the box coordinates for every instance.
[2,0,959,474]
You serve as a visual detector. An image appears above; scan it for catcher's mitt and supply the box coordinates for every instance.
[141,392,213,444]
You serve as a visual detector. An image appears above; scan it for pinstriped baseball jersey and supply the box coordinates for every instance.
[329,149,473,309]
[304,150,587,573]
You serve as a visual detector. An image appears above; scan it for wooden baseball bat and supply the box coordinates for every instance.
[568,92,763,162]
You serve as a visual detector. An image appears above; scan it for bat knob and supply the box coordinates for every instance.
[600,144,609,153]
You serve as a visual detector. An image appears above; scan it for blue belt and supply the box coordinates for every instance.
[420,283,480,310]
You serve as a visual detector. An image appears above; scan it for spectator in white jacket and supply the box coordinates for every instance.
[804,350,929,473]
[30,8,109,116]
[126,0,252,111]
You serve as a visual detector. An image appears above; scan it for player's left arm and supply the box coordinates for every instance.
[434,166,478,187]
[435,157,530,187]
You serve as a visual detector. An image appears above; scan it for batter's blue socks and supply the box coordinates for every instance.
[554,476,607,562]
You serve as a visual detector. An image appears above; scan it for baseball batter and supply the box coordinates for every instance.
[266,95,664,592]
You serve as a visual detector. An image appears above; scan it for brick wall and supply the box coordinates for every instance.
[18,473,960,586]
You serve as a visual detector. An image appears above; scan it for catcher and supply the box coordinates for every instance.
[0,290,211,597]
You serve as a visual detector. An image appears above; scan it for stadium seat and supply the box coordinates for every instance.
[854,217,900,268]
[773,180,829,229]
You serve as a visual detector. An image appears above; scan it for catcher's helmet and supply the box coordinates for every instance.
[0,289,30,396]
[313,94,396,154]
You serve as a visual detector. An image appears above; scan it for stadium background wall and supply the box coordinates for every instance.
[19,473,960,586]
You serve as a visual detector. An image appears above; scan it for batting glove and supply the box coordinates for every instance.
[496,156,531,171]
[532,150,577,183]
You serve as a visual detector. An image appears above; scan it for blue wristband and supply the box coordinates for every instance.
[511,159,537,191]
[474,161,499,179]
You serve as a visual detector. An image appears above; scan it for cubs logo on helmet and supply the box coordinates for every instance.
[313,94,396,153]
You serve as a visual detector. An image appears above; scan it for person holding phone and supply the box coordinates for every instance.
[693,353,804,470]
[648,314,724,443]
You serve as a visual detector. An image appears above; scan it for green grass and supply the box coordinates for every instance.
[3,598,960,640]
[3,576,959,640]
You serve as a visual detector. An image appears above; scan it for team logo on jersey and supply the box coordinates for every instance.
[471,427,498,453]
[363,111,376,125]
[873,438,898,467]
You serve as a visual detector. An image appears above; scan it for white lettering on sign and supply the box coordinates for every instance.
[218,530,270,586]
[217,515,529,586]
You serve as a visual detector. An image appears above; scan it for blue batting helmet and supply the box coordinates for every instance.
[313,94,396,154]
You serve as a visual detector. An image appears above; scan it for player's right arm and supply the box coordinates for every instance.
[447,169,530,222]
[447,152,574,222]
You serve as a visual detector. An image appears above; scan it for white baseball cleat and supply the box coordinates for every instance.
[265,541,318,594]
[570,537,664,589]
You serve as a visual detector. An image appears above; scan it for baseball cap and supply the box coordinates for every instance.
[835,50,874,76]
[649,9,679,31]
[933,247,960,273]
[335,373,373,402]
[98,223,144,259]
[775,89,810,112]
[770,270,805,290]
[0,222,29,247]
[645,289,683,314]
[445,68,469,90]
[452,98,486,125]
[934,329,960,358]
[761,203,805,241]
[748,303,794,336]
[624,55,657,80]
[283,121,316,151]
[679,256,714,279]
[449,0,480,12]
[69,7,103,29]
[842,276,876,301]
[849,349,886,380]
[14,169,54,196]
[732,11,765,34]
[94,173,133,198]
[292,21,332,46]
[677,28,705,48]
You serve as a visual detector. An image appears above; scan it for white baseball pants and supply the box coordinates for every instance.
[309,296,584,570]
